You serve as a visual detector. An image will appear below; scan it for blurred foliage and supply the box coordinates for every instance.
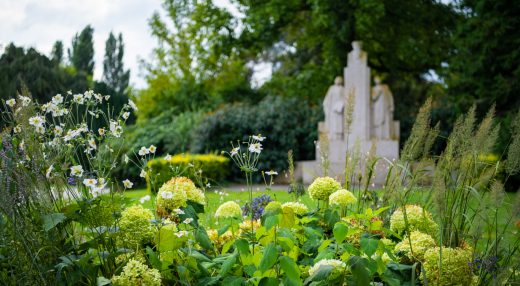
[191,96,322,181]
[147,153,229,193]
[112,110,206,183]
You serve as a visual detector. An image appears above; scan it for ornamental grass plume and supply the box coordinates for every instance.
[390,205,438,236]
[308,177,341,201]
[308,259,346,280]
[422,247,477,285]
[329,189,357,207]
[119,205,155,248]
[282,202,309,216]
[215,201,242,219]
[394,230,436,262]
[111,259,161,286]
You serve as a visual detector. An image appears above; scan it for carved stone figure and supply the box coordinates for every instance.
[323,76,346,140]
[371,76,395,139]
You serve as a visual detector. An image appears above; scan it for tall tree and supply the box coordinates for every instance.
[51,41,64,64]
[102,32,130,95]
[69,25,95,75]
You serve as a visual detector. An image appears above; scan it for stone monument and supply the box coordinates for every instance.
[297,41,400,185]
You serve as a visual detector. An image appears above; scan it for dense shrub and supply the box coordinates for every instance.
[191,96,322,181]
[146,153,229,193]
[112,111,205,183]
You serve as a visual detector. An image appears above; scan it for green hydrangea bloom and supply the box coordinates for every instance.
[264,201,282,214]
[170,177,206,205]
[282,202,309,215]
[308,177,341,201]
[394,231,436,262]
[215,201,242,219]
[156,182,188,213]
[328,189,357,207]
[111,259,161,286]
[422,247,477,285]
[119,205,155,248]
[308,259,346,280]
[390,205,438,236]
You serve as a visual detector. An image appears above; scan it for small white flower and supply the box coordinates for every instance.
[88,138,97,150]
[83,178,98,187]
[161,191,173,199]
[128,99,138,111]
[46,165,53,179]
[183,218,193,224]
[206,183,211,188]
[98,128,106,136]
[6,99,16,108]
[73,94,84,104]
[123,179,133,189]
[252,134,266,141]
[13,125,21,133]
[54,126,63,136]
[18,96,31,106]
[139,195,151,204]
[94,93,104,102]
[173,208,185,215]
[230,147,239,156]
[70,165,84,177]
[29,116,45,127]
[52,94,63,105]
[164,154,172,161]
[35,126,45,134]
[248,143,263,154]
[105,95,110,101]
[140,169,147,178]
[148,145,157,154]
[109,121,123,137]
[122,112,130,120]
[138,146,149,156]
[124,155,129,164]
[175,230,188,238]
[89,186,104,198]
[265,170,278,176]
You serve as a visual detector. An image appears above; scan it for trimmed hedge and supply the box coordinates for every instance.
[146,153,229,194]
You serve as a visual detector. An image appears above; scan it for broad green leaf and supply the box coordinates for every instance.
[280,208,295,228]
[317,239,331,253]
[264,215,279,230]
[42,213,66,231]
[218,224,230,236]
[277,237,295,252]
[360,237,379,256]
[279,256,300,283]
[333,222,348,243]
[146,247,162,270]
[221,239,234,254]
[220,253,237,276]
[235,239,250,255]
[259,277,279,286]
[348,256,370,285]
[305,265,333,282]
[324,209,339,227]
[259,243,278,273]
[222,276,246,286]
[195,227,213,250]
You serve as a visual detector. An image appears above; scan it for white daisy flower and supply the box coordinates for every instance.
[29,116,45,127]
[140,169,147,178]
[148,145,157,154]
[122,112,130,120]
[124,155,129,164]
[73,94,84,104]
[35,126,45,134]
[70,165,84,177]
[248,143,263,154]
[52,94,63,105]
[13,125,21,133]
[18,96,31,106]
[83,178,97,187]
[139,195,151,204]
[98,128,106,136]
[122,179,133,189]
[138,146,149,156]
[265,170,278,176]
[252,134,266,141]
[6,99,16,108]
[164,154,172,161]
[88,138,97,150]
[230,147,239,156]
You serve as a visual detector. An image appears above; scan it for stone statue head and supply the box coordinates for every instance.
[334,76,343,85]
[352,41,363,53]
[374,76,382,85]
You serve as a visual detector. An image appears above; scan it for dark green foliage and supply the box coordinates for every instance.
[0,43,70,103]
[51,41,64,64]
[102,32,130,95]
[69,25,95,75]
[191,96,322,180]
